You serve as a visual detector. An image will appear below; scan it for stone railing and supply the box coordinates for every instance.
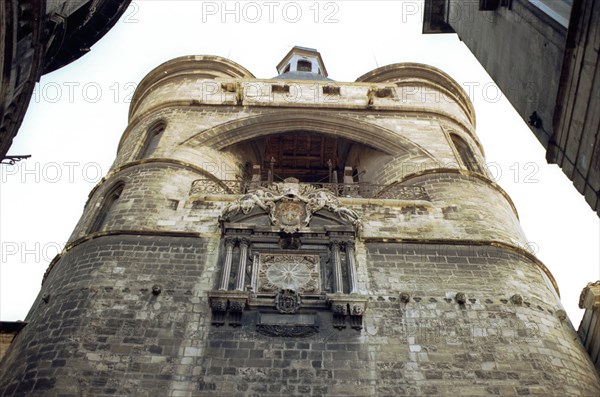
[189,179,430,201]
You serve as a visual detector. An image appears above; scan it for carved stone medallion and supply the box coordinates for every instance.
[275,289,302,314]
[273,199,307,233]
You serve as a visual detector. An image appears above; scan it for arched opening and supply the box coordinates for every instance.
[450,133,483,174]
[138,120,166,159]
[182,111,440,190]
[297,60,312,72]
[89,182,125,233]
[225,130,387,184]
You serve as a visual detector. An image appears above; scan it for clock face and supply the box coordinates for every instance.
[258,254,320,293]
[267,259,311,290]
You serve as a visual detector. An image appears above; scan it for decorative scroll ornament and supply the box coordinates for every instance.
[220,178,361,232]
[256,324,319,337]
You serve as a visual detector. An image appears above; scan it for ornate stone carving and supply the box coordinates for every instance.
[275,289,302,314]
[331,302,348,315]
[351,304,364,316]
[228,298,246,326]
[209,298,228,326]
[273,199,307,233]
[229,299,246,312]
[256,324,319,337]
[375,184,431,201]
[210,298,228,312]
[400,292,410,303]
[220,179,361,232]
[221,189,277,220]
[328,295,368,331]
[510,294,523,305]
[207,291,249,327]
[258,254,320,293]
[190,179,239,195]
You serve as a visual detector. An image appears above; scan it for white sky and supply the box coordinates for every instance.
[1,1,598,327]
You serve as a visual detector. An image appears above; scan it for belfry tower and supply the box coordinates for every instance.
[1,47,599,396]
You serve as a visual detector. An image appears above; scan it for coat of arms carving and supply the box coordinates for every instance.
[220,178,361,233]
[273,199,306,232]
[275,289,302,314]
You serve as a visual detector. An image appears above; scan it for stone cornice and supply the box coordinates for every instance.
[355,62,476,129]
[362,236,559,297]
[43,230,559,297]
[42,230,205,285]
[398,168,520,220]
[84,158,224,208]
[118,103,479,156]
[129,55,256,119]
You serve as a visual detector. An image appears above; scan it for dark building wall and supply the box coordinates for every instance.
[0,0,131,159]
[549,0,600,213]
[423,0,600,215]
[0,235,209,396]
[0,0,46,160]
[1,240,598,396]
[444,0,568,148]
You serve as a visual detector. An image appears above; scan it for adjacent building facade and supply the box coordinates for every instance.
[423,0,600,216]
[0,47,598,396]
[579,280,600,372]
[0,0,131,160]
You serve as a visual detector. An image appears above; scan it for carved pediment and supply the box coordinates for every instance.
[220,178,361,233]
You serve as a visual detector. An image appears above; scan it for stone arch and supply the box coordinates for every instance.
[88,181,125,234]
[180,110,437,161]
[449,132,484,174]
[136,119,167,160]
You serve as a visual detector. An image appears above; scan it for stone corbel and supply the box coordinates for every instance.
[328,295,368,330]
[579,281,600,310]
[207,291,250,327]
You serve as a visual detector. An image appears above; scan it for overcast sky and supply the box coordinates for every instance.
[1,1,598,326]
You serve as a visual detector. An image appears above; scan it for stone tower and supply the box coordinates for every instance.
[1,47,599,396]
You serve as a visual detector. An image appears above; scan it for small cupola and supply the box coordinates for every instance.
[274,46,331,81]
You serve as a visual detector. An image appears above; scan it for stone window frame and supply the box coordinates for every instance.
[297,59,312,72]
[88,181,125,234]
[448,131,485,175]
[136,119,167,160]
